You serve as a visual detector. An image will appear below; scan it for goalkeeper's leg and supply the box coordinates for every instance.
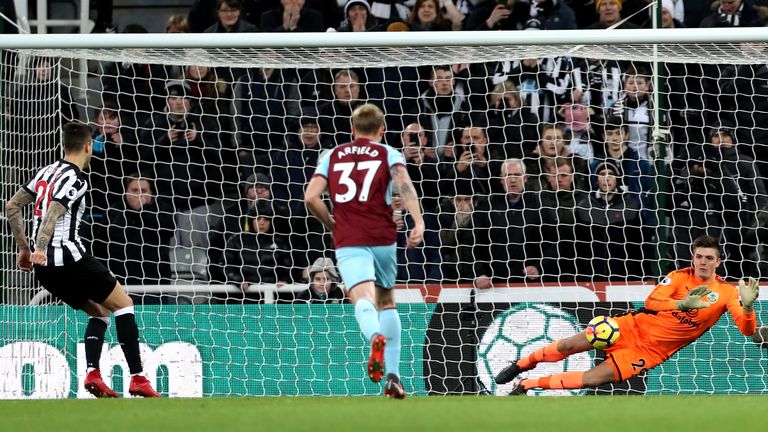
[511,361,616,394]
[496,333,593,384]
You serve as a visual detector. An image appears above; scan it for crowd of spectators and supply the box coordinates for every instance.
[15,0,768,303]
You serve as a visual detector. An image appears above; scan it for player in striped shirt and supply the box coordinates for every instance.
[495,235,760,395]
[4,122,160,398]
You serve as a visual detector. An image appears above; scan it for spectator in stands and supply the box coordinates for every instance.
[612,64,653,160]
[317,69,364,147]
[333,0,378,31]
[590,116,655,199]
[208,172,285,283]
[416,65,469,152]
[166,14,190,33]
[271,107,324,203]
[183,65,239,199]
[464,0,530,30]
[437,178,491,283]
[407,0,465,31]
[221,201,293,302]
[501,57,571,123]
[569,57,623,124]
[486,80,539,159]
[400,122,441,214]
[485,158,552,283]
[104,175,175,299]
[87,104,140,228]
[539,157,585,281]
[576,161,644,280]
[294,257,346,303]
[447,125,495,196]
[587,0,640,29]
[642,0,685,28]
[671,123,764,279]
[205,0,259,32]
[700,0,765,27]
[393,192,442,283]
[526,0,577,30]
[139,80,221,212]
[557,101,597,159]
[524,123,588,191]
[265,120,334,279]
[260,0,326,32]
[234,67,301,172]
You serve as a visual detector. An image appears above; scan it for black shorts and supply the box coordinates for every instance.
[34,255,117,309]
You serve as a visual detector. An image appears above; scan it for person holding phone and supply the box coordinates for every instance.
[464,0,529,30]
[400,122,440,214]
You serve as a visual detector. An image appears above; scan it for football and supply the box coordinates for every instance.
[585,316,620,349]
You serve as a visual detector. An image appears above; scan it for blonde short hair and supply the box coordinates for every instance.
[352,103,385,136]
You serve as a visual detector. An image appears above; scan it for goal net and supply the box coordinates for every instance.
[0,30,766,398]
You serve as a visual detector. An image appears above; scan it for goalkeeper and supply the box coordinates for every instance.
[496,235,759,395]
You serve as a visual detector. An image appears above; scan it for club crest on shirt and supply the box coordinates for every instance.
[707,292,719,304]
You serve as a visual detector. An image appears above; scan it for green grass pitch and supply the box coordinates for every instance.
[1,395,765,432]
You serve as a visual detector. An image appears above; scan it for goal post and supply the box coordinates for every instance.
[0,29,767,398]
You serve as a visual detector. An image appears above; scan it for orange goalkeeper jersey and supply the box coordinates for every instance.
[635,267,756,359]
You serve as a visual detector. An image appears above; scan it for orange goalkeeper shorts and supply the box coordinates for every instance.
[603,314,667,382]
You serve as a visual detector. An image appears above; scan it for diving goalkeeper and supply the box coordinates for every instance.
[495,235,759,395]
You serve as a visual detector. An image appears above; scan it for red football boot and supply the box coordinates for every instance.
[129,375,162,398]
[367,333,387,383]
[384,373,406,399]
[84,369,119,398]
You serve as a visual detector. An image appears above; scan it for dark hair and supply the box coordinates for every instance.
[351,103,385,136]
[217,0,243,10]
[432,65,452,76]
[692,235,721,257]
[62,122,92,154]
[624,63,651,80]
[123,173,153,192]
[603,116,627,132]
[548,156,574,172]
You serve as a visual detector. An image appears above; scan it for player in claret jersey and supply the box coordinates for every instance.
[304,104,424,399]
[495,235,760,395]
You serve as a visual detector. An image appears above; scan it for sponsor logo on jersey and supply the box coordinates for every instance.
[671,311,702,328]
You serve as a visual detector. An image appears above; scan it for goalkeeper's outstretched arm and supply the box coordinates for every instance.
[729,278,758,336]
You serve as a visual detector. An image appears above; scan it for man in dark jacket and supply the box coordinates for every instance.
[222,202,293,302]
[671,124,764,279]
[139,81,222,212]
[576,161,644,281]
[485,158,554,283]
[105,176,175,291]
[700,0,765,28]
[539,157,586,281]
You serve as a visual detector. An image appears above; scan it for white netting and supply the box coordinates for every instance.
[1,33,767,397]
[19,43,768,68]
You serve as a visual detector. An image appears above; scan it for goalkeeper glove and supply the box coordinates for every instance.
[677,285,711,311]
[738,277,759,313]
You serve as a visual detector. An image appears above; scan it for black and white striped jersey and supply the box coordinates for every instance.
[24,159,89,266]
